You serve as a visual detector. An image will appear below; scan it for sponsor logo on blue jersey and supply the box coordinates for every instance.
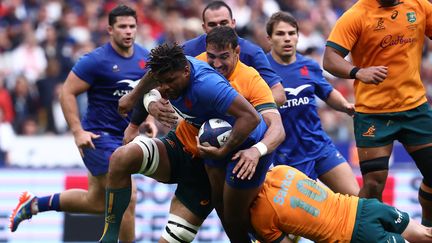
[113,79,140,97]
[280,85,311,108]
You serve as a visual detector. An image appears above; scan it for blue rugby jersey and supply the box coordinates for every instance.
[171,56,268,145]
[72,43,150,135]
[267,53,334,165]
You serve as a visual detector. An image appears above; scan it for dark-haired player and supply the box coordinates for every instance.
[265,11,359,196]
[99,43,272,243]
[9,4,152,242]
[324,0,432,227]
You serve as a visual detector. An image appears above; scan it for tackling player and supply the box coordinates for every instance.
[251,165,432,243]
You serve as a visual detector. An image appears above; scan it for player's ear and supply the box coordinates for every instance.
[235,45,240,55]
[107,25,113,35]
[184,64,190,77]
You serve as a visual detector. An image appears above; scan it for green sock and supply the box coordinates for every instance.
[99,187,131,243]
[422,218,432,227]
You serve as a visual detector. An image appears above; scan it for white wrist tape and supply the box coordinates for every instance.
[252,142,268,157]
[143,89,162,112]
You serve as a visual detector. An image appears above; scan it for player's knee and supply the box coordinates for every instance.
[161,214,199,243]
[131,135,160,176]
[109,145,132,174]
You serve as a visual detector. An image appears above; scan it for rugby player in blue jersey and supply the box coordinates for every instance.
[265,11,359,196]
[183,1,286,107]
[99,43,275,243]
[9,5,153,242]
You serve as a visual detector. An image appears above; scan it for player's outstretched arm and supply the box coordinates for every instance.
[271,83,287,107]
[325,89,355,116]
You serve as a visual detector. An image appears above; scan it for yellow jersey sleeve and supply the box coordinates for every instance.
[229,61,276,112]
[327,6,364,56]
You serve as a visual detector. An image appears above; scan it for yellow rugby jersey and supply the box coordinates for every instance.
[327,0,432,113]
[175,52,277,157]
[250,165,358,243]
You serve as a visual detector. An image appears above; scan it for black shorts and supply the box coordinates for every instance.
[160,131,213,219]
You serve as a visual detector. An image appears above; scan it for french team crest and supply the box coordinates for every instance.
[406,12,416,23]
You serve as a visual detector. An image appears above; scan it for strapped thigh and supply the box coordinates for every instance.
[131,135,159,175]
[360,156,390,175]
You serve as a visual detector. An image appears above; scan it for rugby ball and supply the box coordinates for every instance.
[198,118,232,147]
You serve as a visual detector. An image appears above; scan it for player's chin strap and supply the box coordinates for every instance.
[131,135,159,175]
[162,214,199,243]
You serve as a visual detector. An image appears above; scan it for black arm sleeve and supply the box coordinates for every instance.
[130,93,149,126]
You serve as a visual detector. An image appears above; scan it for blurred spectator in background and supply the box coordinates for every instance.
[11,75,39,134]
[36,58,65,134]
[10,28,47,86]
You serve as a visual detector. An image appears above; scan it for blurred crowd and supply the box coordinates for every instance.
[1,0,432,149]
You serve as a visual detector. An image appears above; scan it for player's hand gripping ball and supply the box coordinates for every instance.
[198,118,232,148]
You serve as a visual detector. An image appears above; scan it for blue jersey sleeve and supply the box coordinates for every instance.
[71,53,99,85]
[309,61,333,100]
[197,78,239,115]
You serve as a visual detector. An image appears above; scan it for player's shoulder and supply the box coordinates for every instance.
[183,34,206,56]
[296,54,321,71]
[80,42,115,63]
[238,37,263,55]
[237,60,260,75]
[183,34,206,45]
[133,43,150,55]
[74,43,109,66]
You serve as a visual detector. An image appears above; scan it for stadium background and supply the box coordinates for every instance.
[0,0,428,242]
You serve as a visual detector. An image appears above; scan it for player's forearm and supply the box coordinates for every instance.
[129,72,158,106]
[59,92,82,134]
[260,110,285,153]
[323,46,356,79]
[223,117,259,153]
[222,96,261,154]
[223,112,260,155]
[130,94,149,126]
[271,83,287,107]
